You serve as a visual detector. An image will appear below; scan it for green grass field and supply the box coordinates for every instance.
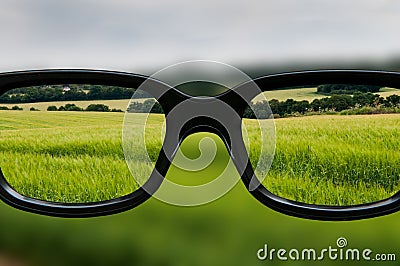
[1,110,400,205]
[255,87,324,102]
[0,111,136,202]
[0,111,167,203]
[244,114,400,205]
[374,87,400,98]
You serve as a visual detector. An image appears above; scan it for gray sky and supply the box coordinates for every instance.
[1,0,399,73]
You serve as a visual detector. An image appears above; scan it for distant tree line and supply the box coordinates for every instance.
[0,85,150,104]
[0,103,123,112]
[3,91,400,118]
[47,103,123,112]
[244,92,400,118]
[125,93,400,118]
[0,105,23,110]
[317,84,381,95]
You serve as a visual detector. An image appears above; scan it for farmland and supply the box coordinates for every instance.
[1,110,399,206]
[0,99,131,111]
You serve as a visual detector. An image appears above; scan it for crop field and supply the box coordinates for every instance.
[0,99,137,111]
[0,110,164,202]
[244,114,400,205]
[0,110,400,206]
[256,87,324,102]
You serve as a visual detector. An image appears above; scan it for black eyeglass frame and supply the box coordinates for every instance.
[0,69,399,220]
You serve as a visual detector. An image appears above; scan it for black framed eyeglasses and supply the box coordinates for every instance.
[0,67,400,220]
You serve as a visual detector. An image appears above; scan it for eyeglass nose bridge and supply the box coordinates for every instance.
[159,98,253,180]
[177,116,232,148]
[162,98,240,153]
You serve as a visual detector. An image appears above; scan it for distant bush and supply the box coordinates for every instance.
[64,104,83,111]
[85,104,110,112]
[30,107,40,111]
[0,106,9,110]
[56,104,83,111]
[385,94,400,107]
[47,106,58,111]
[11,106,23,110]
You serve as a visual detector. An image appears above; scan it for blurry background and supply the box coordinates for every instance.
[1,0,400,74]
[1,0,400,265]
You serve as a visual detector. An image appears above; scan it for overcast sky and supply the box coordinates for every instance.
[1,0,399,73]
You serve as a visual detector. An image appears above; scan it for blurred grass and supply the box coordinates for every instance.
[0,180,399,265]
[0,166,399,265]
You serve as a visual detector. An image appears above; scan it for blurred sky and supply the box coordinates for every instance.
[1,0,400,73]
